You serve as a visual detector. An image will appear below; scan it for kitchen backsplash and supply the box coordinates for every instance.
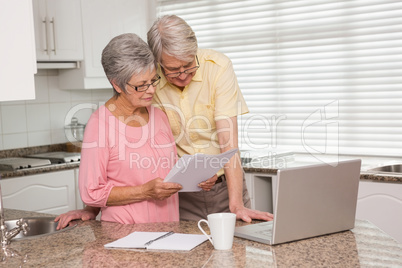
[0,70,113,150]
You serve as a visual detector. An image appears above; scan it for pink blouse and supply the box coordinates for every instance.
[79,105,179,224]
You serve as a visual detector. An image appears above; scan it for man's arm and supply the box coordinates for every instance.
[216,116,274,222]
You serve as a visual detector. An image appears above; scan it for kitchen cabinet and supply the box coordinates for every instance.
[33,0,83,61]
[0,0,36,101]
[1,170,77,215]
[356,180,402,243]
[59,0,151,90]
[74,168,84,209]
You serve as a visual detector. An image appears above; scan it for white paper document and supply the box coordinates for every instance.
[164,148,238,192]
[104,231,208,251]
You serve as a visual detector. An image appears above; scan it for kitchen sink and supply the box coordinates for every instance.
[368,164,402,174]
[4,217,77,240]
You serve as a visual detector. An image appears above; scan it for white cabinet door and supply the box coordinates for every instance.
[33,0,83,61]
[1,170,76,215]
[74,168,84,209]
[59,0,150,90]
[356,181,402,243]
[81,0,149,78]
[0,0,36,102]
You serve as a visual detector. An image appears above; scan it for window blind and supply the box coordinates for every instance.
[157,0,402,157]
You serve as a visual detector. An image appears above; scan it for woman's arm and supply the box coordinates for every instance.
[55,179,182,229]
[106,178,182,206]
[55,206,100,230]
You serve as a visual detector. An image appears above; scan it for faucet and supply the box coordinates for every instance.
[0,184,29,247]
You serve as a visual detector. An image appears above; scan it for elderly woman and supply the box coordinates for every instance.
[57,33,182,226]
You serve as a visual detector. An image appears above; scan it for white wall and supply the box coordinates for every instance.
[0,70,113,150]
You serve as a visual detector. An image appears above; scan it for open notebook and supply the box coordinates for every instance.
[104,231,208,251]
[235,159,361,245]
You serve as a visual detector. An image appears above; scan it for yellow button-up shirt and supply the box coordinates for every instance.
[153,49,249,175]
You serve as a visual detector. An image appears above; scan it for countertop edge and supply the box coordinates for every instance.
[0,162,80,179]
[242,167,402,183]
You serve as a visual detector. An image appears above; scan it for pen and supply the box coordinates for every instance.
[144,231,174,246]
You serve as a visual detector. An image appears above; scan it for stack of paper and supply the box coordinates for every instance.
[164,148,238,191]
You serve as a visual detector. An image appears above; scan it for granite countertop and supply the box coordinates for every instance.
[2,209,402,267]
[0,162,80,179]
[0,144,80,179]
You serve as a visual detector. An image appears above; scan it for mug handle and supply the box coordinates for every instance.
[198,219,214,246]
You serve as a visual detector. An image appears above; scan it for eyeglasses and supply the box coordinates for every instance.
[163,56,200,78]
[126,74,161,92]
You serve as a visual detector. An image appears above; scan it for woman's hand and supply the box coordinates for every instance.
[106,178,182,206]
[142,178,182,200]
[54,206,100,230]
[198,174,218,191]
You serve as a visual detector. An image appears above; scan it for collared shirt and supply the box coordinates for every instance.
[152,49,249,173]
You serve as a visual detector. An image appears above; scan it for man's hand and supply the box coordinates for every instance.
[198,174,218,191]
[232,206,274,223]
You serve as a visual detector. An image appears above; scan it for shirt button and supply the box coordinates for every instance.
[190,133,199,141]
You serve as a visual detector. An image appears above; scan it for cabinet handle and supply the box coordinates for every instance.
[49,17,56,55]
[42,17,48,54]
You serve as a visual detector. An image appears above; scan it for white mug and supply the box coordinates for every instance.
[198,212,236,250]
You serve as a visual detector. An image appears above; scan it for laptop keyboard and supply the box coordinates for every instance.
[255,228,272,237]
[253,221,273,238]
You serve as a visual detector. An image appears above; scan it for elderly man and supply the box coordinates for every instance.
[147,15,273,222]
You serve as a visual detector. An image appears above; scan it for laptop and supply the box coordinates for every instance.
[235,159,361,245]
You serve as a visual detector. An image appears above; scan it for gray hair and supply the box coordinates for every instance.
[147,15,198,64]
[101,33,156,96]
